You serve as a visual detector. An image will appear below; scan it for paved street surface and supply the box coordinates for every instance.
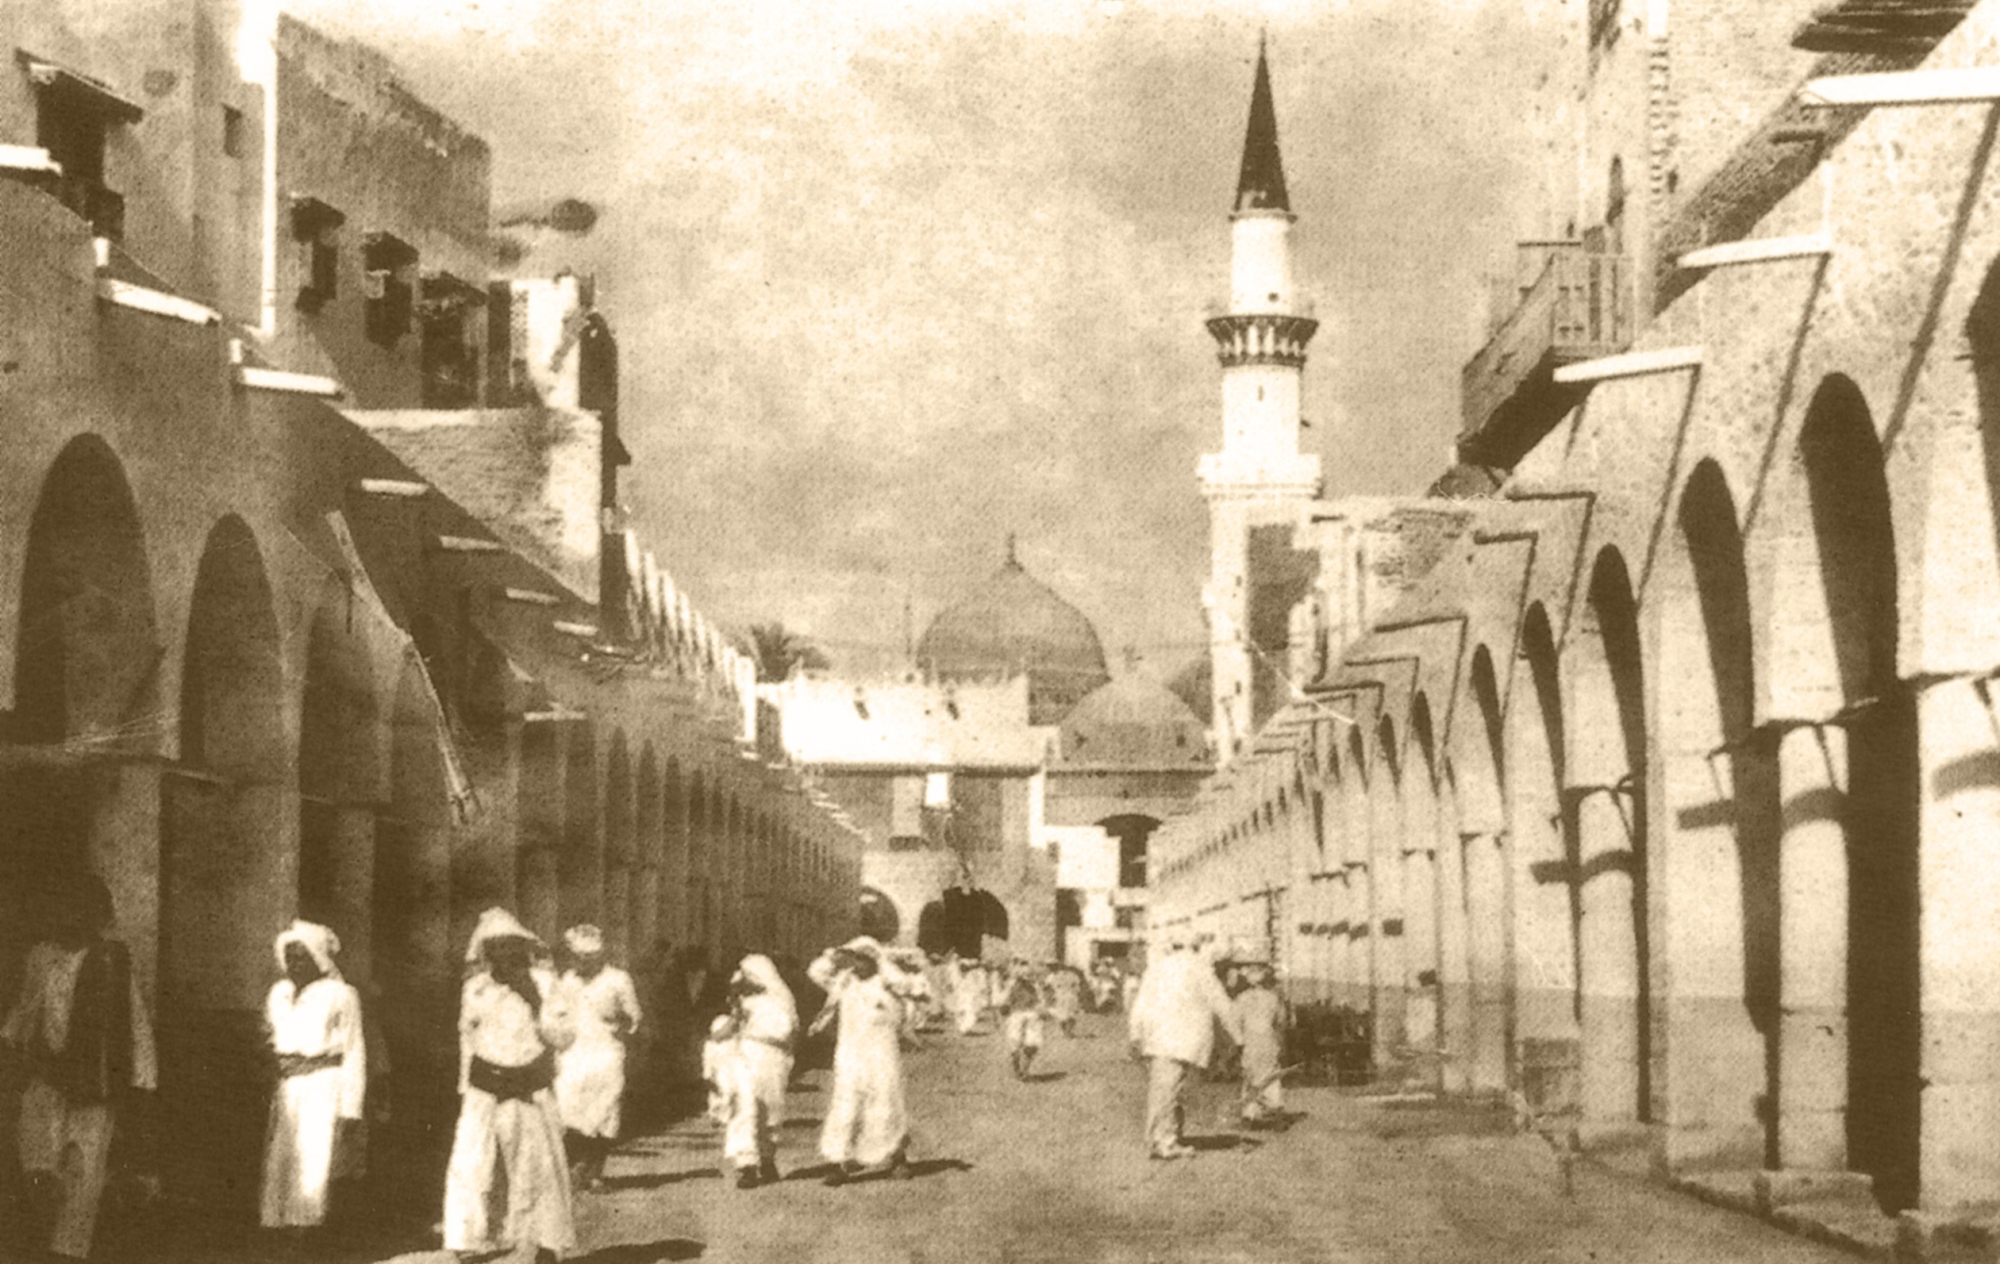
[130,1014,1869,1264]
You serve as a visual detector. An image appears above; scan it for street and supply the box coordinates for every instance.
[213,1013,1875,1264]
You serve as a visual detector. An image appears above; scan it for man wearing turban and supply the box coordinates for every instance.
[443,908,575,1261]
[807,937,917,1184]
[551,924,641,1192]
[260,921,366,1233]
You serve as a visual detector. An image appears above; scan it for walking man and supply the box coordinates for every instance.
[1127,938,1240,1161]
[552,924,641,1192]
[2,874,154,1260]
[1232,960,1288,1127]
[808,938,913,1184]
[260,920,366,1236]
[999,965,1047,1080]
[719,955,796,1188]
[443,908,575,1263]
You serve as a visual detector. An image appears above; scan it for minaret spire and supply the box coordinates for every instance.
[1235,34,1290,215]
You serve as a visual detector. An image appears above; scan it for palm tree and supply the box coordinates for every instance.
[746,622,831,682]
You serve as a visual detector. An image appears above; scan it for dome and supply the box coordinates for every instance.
[1059,674,1211,766]
[916,546,1109,726]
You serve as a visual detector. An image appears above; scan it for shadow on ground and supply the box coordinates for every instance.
[600,1169,722,1192]
[570,1240,704,1262]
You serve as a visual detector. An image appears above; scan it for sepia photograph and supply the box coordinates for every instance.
[0,0,1989,1260]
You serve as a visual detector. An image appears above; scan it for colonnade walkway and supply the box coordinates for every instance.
[113,1012,1889,1264]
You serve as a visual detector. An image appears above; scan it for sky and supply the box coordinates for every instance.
[288,0,1544,680]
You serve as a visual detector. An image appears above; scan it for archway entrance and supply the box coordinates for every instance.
[160,517,290,1216]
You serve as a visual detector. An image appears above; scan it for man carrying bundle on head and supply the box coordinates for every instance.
[260,920,366,1241]
[443,909,575,1264]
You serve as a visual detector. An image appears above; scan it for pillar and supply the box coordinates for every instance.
[1575,787,1644,1143]
[1464,831,1511,1093]
[1776,725,1849,1172]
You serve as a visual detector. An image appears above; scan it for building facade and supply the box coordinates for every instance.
[0,0,860,1235]
[1156,1,2000,1241]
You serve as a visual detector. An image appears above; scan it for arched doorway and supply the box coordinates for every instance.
[298,608,380,980]
[559,724,602,936]
[1460,645,1510,1092]
[374,658,456,1186]
[1659,463,1778,1170]
[160,516,290,1215]
[517,720,562,942]
[4,437,161,1007]
[1570,549,1653,1147]
[1793,377,1918,1208]
[602,732,633,955]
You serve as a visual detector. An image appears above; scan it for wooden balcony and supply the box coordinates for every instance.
[1459,244,1632,469]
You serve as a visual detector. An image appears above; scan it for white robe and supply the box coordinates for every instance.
[3,940,155,1261]
[552,966,640,1138]
[723,991,795,1168]
[1128,952,1240,1068]
[260,975,366,1227]
[809,954,908,1167]
[443,970,575,1257]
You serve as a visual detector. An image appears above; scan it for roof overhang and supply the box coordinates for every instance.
[17,51,143,124]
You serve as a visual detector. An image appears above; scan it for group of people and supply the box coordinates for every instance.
[1126,937,1291,1160]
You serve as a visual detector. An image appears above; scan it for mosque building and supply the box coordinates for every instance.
[762,539,1212,967]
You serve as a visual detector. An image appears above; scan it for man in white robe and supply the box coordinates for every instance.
[551,924,641,1191]
[2,875,155,1260]
[259,920,366,1231]
[1128,939,1240,1160]
[719,955,796,1188]
[809,938,914,1184]
[443,908,576,1262]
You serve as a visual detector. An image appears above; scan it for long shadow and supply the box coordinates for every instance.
[1022,1070,1068,1083]
[787,1159,974,1185]
[1185,1133,1259,1153]
[780,1116,824,1130]
[600,1168,723,1192]
[570,1240,706,1262]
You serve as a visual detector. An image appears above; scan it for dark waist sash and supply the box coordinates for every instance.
[468,1051,555,1102]
[742,1032,794,1053]
[277,1051,344,1079]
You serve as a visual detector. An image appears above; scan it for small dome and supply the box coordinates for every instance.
[1059,674,1211,766]
[917,545,1109,726]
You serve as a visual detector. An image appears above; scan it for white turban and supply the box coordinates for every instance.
[564,924,605,956]
[274,920,342,977]
[465,907,541,964]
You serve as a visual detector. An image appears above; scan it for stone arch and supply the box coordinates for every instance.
[603,731,634,955]
[3,435,161,1007]
[1779,376,1919,1206]
[1460,645,1510,1090]
[517,720,563,941]
[1509,602,1575,1100]
[1336,724,1372,1011]
[859,885,900,944]
[1369,714,1407,1065]
[160,514,290,1214]
[634,743,663,958]
[375,657,456,1157]
[663,756,688,945]
[297,603,381,972]
[1657,462,1779,1170]
[1405,695,1447,1083]
[1569,548,1651,1146]
[559,723,602,934]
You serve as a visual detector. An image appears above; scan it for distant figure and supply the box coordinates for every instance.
[1089,961,1121,1014]
[1232,961,1289,1127]
[1000,966,1048,1080]
[260,921,366,1234]
[1127,939,1241,1161]
[719,955,797,1188]
[553,924,641,1192]
[443,909,575,1264]
[1045,964,1084,1037]
[948,955,983,1035]
[1,874,155,1261]
[809,938,914,1184]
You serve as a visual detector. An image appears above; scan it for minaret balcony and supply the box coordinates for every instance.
[1459,243,1632,469]
[1205,312,1319,369]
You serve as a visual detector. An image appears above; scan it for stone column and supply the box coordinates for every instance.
[322,805,378,988]
[1777,724,1849,1172]
[1575,785,1644,1146]
[1915,678,2000,1211]
[1437,832,1473,1093]
[452,722,519,958]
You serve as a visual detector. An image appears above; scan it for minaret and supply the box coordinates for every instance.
[1199,37,1321,765]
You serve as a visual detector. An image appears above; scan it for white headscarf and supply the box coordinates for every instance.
[733,953,798,1031]
[564,923,605,956]
[274,920,342,977]
[465,907,541,964]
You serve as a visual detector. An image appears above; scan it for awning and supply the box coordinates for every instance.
[17,51,143,124]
